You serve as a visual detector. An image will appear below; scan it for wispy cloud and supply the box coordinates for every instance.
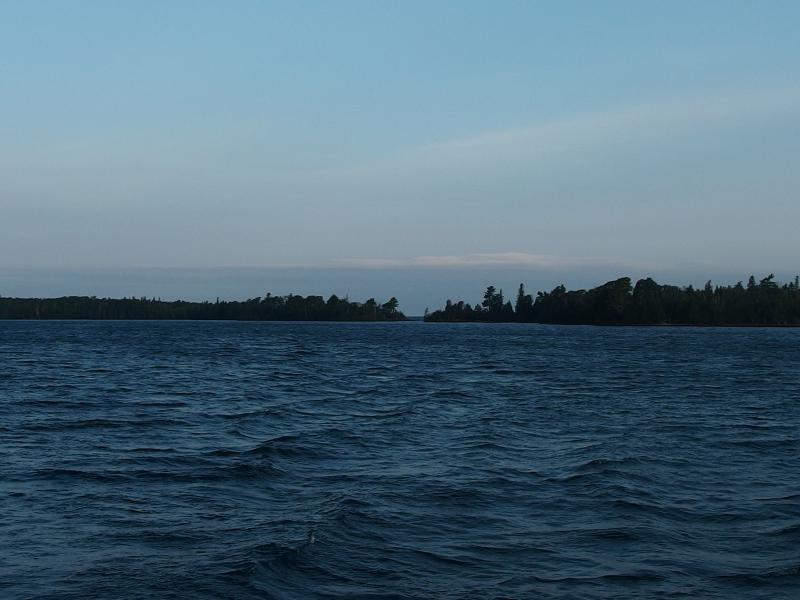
[405,87,800,167]
[330,252,651,270]
[282,86,800,188]
[3,87,798,272]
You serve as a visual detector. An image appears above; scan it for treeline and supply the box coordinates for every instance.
[0,293,405,321]
[425,275,800,326]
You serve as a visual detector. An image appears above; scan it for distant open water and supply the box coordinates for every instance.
[1,321,798,599]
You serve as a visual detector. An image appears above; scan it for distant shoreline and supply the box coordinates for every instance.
[422,320,800,328]
[0,294,405,322]
[4,272,800,327]
[2,317,800,328]
[425,274,800,327]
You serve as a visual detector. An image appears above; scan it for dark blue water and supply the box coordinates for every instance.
[1,321,798,599]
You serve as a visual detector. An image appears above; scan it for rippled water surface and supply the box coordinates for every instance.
[1,321,798,599]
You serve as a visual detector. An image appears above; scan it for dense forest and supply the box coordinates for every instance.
[425,275,800,326]
[0,293,405,321]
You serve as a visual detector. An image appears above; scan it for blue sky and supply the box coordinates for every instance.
[2,1,799,312]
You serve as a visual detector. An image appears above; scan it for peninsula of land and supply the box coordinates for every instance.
[0,294,404,321]
[425,275,800,326]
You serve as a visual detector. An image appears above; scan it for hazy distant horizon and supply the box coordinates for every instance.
[2,263,795,316]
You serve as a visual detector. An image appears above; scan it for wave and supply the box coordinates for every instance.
[23,417,192,431]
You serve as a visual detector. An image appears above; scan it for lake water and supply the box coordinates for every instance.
[1,321,798,599]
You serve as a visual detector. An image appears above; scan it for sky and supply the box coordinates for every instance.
[2,1,799,313]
